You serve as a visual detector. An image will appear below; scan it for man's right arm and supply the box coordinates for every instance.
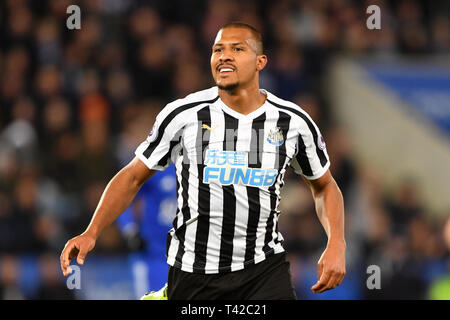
[60,156,155,276]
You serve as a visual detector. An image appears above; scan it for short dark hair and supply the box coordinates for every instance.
[220,22,264,55]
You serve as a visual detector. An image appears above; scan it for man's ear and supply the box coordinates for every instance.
[256,54,267,71]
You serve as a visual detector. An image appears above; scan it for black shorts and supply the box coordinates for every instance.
[167,252,297,300]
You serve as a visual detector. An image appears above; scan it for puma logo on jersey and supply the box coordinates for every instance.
[202,124,220,135]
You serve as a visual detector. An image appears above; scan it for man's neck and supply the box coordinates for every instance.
[218,83,266,115]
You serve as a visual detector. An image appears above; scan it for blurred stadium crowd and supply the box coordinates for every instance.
[0,0,449,299]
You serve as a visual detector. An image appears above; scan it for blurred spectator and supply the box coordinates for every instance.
[105,69,134,107]
[128,6,161,42]
[6,172,44,253]
[5,3,34,44]
[42,131,83,193]
[431,16,450,52]
[78,121,116,185]
[445,218,450,250]
[202,0,238,45]
[164,24,199,65]
[1,69,27,110]
[34,65,62,101]
[134,37,174,99]
[428,218,450,300]
[172,62,208,98]
[114,99,162,166]
[0,255,25,300]
[270,43,306,100]
[323,126,357,199]
[385,178,424,236]
[33,253,75,300]
[364,234,428,300]
[34,17,62,65]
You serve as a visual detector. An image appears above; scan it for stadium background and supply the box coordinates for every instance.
[0,0,449,300]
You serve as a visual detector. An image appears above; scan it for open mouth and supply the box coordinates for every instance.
[217,65,235,74]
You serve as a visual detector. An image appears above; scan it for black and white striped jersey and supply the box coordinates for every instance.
[135,86,330,274]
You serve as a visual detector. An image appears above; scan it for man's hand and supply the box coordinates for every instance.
[60,232,96,276]
[311,241,346,293]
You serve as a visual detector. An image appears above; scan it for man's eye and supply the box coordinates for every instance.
[234,47,243,51]
[214,48,222,52]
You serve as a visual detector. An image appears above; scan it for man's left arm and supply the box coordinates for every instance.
[302,169,346,293]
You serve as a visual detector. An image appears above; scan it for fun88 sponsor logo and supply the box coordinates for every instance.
[203,149,278,187]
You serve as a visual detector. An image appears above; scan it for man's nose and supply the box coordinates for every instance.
[219,50,233,62]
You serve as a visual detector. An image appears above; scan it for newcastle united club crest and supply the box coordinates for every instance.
[266,127,284,146]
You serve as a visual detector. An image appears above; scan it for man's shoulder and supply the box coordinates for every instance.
[167,86,219,110]
[156,87,219,123]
